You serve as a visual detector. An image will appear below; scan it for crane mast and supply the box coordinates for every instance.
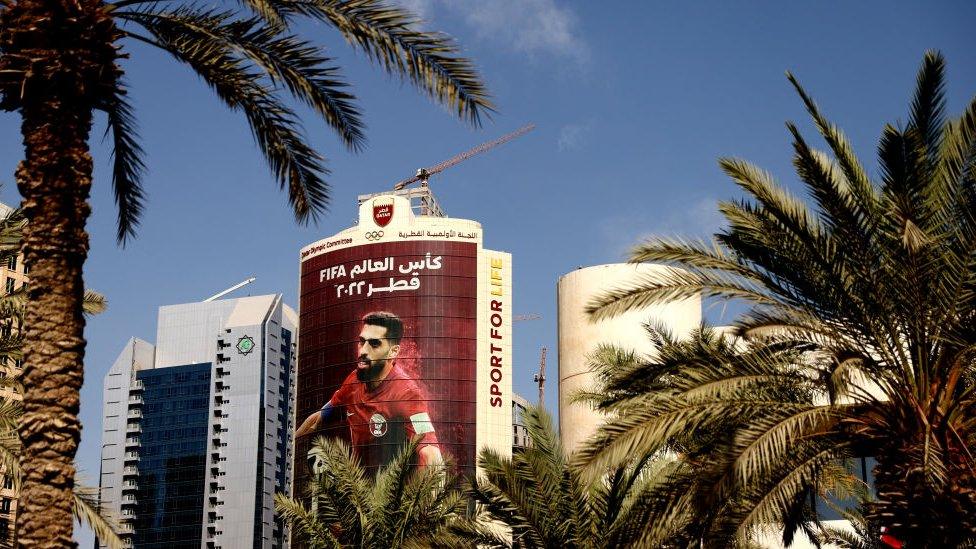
[533,347,547,407]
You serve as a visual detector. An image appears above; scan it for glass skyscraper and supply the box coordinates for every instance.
[98,295,297,549]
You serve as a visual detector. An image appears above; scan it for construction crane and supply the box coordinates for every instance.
[533,347,547,407]
[392,124,535,191]
[513,313,541,322]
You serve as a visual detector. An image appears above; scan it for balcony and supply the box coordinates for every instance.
[122,466,138,476]
[125,423,141,433]
[118,523,134,533]
[122,480,138,490]
[130,380,144,391]
[126,409,142,419]
[121,495,137,506]
[125,437,139,447]
[128,394,143,405]
[124,451,139,462]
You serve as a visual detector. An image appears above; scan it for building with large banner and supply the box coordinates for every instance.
[295,191,512,488]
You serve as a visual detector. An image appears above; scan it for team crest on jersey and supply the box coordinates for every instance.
[369,413,388,437]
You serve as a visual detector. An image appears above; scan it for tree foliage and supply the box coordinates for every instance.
[275,436,487,548]
[585,51,976,548]
[469,406,659,548]
[103,0,493,241]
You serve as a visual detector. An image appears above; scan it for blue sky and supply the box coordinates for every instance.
[0,1,972,544]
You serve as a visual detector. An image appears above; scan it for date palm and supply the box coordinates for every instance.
[275,436,486,548]
[468,405,658,548]
[0,207,118,548]
[0,0,491,546]
[585,51,976,547]
[578,327,853,547]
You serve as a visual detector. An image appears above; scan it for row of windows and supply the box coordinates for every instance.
[0,357,23,369]
[139,441,207,456]
[2,278,21,294]
[141,413,210,428]
[139,383,210,398]
[141,426,208,443]
[4,256,26,273]
[143,397,209,413]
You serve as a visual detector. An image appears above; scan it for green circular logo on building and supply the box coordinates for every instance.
[236,335,255,355]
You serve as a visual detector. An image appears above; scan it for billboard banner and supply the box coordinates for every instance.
[296,238,479,479]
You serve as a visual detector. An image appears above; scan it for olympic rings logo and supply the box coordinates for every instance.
[364,231,384,241]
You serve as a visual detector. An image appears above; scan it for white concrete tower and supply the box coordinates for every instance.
[557,264,701,453]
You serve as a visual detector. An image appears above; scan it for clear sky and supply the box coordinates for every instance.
[0,1,972,544]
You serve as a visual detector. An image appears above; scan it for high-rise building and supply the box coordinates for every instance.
[98,294,297,549]
[295,190,512,494]
[0,202,24,544]
[511,393,531,453]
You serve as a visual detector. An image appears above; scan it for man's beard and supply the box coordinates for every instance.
[357,358,386,382]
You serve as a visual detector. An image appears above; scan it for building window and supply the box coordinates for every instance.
[3,279,12,294]
[0,498,11,513]
[2,476,11,489]
[5,257,13,271]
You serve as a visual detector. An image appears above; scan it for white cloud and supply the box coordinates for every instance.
[459,0,589,63]
[395,0,436,21]
[557,122,591,152]
[395,0,589,64]
[599,197,726,260]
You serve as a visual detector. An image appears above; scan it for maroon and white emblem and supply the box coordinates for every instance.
[373,199,393,227]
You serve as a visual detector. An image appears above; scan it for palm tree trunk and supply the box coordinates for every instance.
[872,436,976,548]
[14,96,93,549]
[0,0,116,545]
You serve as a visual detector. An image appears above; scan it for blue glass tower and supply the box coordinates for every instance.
[99,295,297,549]
[130,363,211,548]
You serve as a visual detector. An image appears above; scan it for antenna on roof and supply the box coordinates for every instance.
[204,277,256,302]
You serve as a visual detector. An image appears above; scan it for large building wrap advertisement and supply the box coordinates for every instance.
[295,195,501,492]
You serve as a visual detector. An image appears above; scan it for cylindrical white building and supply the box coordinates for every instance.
[557,264,701,453]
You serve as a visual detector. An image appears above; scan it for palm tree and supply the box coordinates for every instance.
[585,51,976,547]
[0,208,120,548]
[578,327,855,547]
[0,396,123,549]
[0,0,491,545]
[468,405,656,548]
[275,436,483,548]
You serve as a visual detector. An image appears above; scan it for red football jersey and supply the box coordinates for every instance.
[329,364,439,464]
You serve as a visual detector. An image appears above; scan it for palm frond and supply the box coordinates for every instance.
[100,81,146,245]
[786,71,878,220]
[121,7,366,151]
[83,290,108,316]
[128,17,329,223]
[73,485,125,549]
[0,208,24,264]
[284,0,493,125]
[587,267,774,321]
[909,51,947,162]
[274,492,343,549]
